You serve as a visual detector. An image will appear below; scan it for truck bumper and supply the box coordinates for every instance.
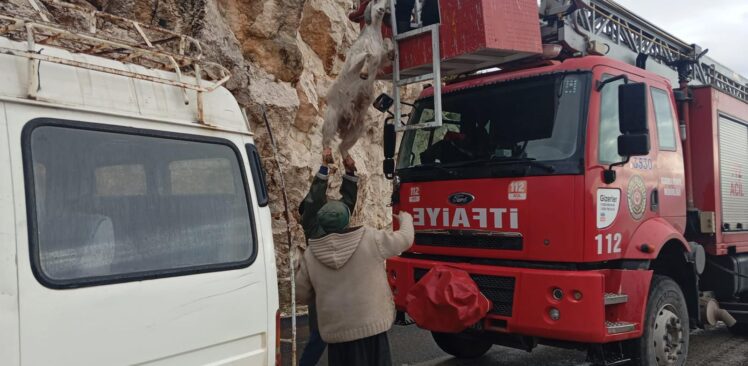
[387,256,653,344]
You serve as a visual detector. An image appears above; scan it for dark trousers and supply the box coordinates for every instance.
[395,0,416,31]
[299,328,326,366]
[396,0,439,30]
[327,332,392,366]
[299,304,327,366]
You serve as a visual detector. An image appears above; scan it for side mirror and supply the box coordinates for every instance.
[617,82,650,157]
[618,83,648,135]
[383,158,395,180]
[618,134,650,156]
[373,93,394,113]
[603,82,650,184]
[383,123,396,159]
[383,123,396,180]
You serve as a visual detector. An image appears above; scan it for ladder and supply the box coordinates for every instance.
[541,0,748,104]
[388,0,443,131]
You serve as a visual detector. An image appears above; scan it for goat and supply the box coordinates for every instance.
[322,0,393,160]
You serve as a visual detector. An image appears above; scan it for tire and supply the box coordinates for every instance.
[728,323,748,336]
[625,275,690,366]
[431,332,492,359]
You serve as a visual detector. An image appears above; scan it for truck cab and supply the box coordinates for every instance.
[380,1,748,357]
[0,4,279,365]
[388,55,685,342]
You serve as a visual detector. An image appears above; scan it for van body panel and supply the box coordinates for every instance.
[242,135,280,364]
[0,38,248,134]
[6,101,276,366]
[0,102,21,366]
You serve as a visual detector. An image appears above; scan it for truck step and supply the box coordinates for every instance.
[606,321,636,334]
[604,293,629,305]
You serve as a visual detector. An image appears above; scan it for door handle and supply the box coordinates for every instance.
[650,188,659,212]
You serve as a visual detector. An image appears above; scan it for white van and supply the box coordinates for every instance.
[0,8,279,366]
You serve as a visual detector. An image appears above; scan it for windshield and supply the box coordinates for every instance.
[397,73,588,175]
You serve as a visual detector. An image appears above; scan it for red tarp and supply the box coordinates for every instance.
[406,266,491,333]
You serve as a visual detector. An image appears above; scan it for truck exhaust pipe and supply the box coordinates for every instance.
[700,297,737,328]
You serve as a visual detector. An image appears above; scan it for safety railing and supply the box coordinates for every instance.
[570,0,747,104]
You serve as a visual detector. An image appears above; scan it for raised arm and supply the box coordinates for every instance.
[301,150,333,239]
[373,211,415,260]
[339,155,359,213]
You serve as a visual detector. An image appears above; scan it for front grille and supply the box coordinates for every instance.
[414,268,516,317]
[415,232,522,251]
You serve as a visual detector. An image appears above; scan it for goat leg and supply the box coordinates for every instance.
[384,38,395,61]
[359,54,374,80]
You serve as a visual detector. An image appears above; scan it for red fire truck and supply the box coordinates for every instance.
[357,0,748,364]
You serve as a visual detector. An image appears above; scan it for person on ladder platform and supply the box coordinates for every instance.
[394,0,439,32]
[295,148,415,366]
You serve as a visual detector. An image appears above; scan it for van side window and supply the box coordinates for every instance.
[246,144,269,207]
[24,121,256,287]
[651,87,678,151]
[598,75,626,163]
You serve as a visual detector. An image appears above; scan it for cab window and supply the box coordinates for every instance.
[598,76,627,164]
[651,87,678,151]
[24,120,255,287]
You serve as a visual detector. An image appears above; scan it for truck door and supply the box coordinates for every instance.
[0,102,20,366]
[648,84,686,228]
[586,67,662,261]
[7,105,272,365]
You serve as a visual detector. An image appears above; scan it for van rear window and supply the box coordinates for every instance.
[23,120,256,288]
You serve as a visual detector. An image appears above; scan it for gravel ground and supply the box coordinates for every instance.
[282,317,748,365]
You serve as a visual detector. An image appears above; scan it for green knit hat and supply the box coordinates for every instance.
[317,200,351,234]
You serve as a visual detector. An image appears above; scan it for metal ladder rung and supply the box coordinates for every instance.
[397,73,434,86]
[394,24,439,41]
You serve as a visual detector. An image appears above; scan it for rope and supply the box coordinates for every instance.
[261,105,297,365]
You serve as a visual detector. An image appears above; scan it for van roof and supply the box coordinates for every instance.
[0,37,249,134]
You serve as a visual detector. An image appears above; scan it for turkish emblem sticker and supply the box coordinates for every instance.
[627,175,647,220]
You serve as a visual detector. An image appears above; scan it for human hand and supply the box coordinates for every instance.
[322,147,334,165]
[343,155,357,173]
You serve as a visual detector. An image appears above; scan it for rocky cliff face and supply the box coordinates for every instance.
[10,0,413,312]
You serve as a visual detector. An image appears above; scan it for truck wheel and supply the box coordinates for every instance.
[626,275,689,366]
[431,332,492,359]
[728,323,748,336]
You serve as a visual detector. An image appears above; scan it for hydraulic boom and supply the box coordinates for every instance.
[541,0,748,103]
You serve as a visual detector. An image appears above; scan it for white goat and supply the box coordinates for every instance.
[322,0,393,159]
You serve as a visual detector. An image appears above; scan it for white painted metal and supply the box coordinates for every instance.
[718,115,748,231]
[388,0,442,132]
[1,35,277,365]
[0,2,233,123]
[0,102,20,366]
[0,38,246,133]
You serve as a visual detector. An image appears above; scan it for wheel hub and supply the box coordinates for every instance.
[652,304,684,365]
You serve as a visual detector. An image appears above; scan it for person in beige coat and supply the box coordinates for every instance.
[295,153,415,366]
